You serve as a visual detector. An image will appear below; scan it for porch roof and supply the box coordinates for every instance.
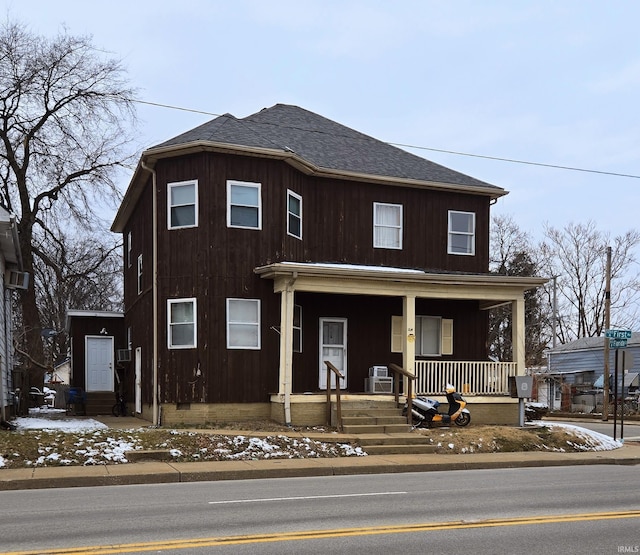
[255,262,547,308]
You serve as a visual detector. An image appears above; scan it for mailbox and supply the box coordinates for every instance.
[509,376,533,399]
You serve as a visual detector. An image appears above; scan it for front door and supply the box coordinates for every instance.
[319,318,347,389]
[85,336,114,392]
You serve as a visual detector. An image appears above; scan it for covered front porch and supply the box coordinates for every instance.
[256,262,547,426]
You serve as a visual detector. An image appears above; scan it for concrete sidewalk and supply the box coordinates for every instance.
[1,416,639,491]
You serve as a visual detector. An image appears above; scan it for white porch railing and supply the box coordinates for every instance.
[414,360,518,395]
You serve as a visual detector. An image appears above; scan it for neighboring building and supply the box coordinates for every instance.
[64,310,127,415]
[537,334,640,413]
[0,206,27,422]
[111,103,546,427]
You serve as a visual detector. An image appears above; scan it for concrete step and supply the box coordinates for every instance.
[356,433,430,446]
[341,408,404,418]
[342,423,411,434]
[342,416,408,426]
[363,444,437,455]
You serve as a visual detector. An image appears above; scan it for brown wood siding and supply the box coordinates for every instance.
[121,151,493,405]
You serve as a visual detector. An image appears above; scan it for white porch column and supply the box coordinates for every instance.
[279,284,295,425]
[403,295,416,378]
[512,296,526,375]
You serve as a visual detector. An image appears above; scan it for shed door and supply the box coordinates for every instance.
[86,336,114,392]
[319,318,347,389]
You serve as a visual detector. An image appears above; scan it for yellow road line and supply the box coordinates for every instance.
[4,510,640,555]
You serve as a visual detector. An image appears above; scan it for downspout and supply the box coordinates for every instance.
[141,160,159,426]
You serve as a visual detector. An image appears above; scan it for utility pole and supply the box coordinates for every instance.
[602,246,612,421]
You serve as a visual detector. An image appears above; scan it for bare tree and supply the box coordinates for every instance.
[0,20,137,389]
[489,215,550,366]
[539,221,640,342]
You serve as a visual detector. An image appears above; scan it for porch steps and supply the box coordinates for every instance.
[357,433,437,455]
[339,404,435,454]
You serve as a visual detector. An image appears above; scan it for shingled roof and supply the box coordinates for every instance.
[113,104,505,232]
[153,103,502,193]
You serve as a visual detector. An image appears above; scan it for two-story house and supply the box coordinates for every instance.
[111,104,546,427]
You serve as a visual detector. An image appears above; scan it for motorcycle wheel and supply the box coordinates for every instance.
[455,412,471,427]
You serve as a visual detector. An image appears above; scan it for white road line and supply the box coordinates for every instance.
[208,491,408,505]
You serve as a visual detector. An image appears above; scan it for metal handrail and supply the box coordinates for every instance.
[324,361,345,431]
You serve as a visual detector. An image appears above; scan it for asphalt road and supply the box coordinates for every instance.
[2,465,639,554]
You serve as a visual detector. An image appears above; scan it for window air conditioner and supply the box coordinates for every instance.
[365,377,393,393]
[116,349,131,362]
[369,366,388,378]
[5,270,29,290]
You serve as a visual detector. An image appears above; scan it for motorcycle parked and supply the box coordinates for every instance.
[405,384,471,427]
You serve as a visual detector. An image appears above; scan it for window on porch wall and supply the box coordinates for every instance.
[390,315,453,356]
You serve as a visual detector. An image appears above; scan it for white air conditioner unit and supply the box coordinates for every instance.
[116,349,131,362]
[369,366,388,378]
[365,377,393,393]
[5,270,29,290]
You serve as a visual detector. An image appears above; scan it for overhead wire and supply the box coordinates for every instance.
[131,98,640,180]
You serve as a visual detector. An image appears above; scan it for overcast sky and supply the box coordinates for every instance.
[5,0,640,242]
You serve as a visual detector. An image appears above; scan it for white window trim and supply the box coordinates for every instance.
[415,315,453,356]
[448,210,475,256]
[167,298,197,349]
[287,189,303,240]
[226,298,261,350]
[137,254,143,295]
[227,180,262,230]
[127,231,132,268]
[373,202,403,249]
[293,304,302,353]
[168,180,198,230]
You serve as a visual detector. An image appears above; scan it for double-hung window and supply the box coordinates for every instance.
[293,304,302,353]
[227,180,262,229]
[168,298,197,349]
[127,231,132,268]
[373,202,402,249]
[137,254,143,295]
[227,298,261,349]
[287,190,302,239]
[168,180,198,229]
[448,210,475,255]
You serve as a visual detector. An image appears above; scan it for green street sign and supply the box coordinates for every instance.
[609,338,628,349]
[605,329,632,340]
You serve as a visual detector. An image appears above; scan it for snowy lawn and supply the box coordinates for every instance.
[0,414,366,469]
[0,413,623,469]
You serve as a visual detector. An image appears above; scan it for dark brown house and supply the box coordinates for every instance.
[111,104,545,426]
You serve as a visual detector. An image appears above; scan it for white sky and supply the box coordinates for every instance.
[4,0,640,241]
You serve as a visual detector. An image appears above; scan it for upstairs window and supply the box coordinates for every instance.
[137,254,143,295]
[287,190,302,239]
[168,180,198,229]
[227,180,262,229]
[168,298,197,349]
[227,298,261,349]
[127,231,132,268]
[373,202,402,249]
[448,210,475,255]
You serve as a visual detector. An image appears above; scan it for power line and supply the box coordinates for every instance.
[132,98,640,180]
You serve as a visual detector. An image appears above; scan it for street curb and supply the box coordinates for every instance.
[2,446,639,491]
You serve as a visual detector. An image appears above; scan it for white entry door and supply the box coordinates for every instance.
[135,347,142,414]
[86,336,114,392]
[319,318,347,389]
